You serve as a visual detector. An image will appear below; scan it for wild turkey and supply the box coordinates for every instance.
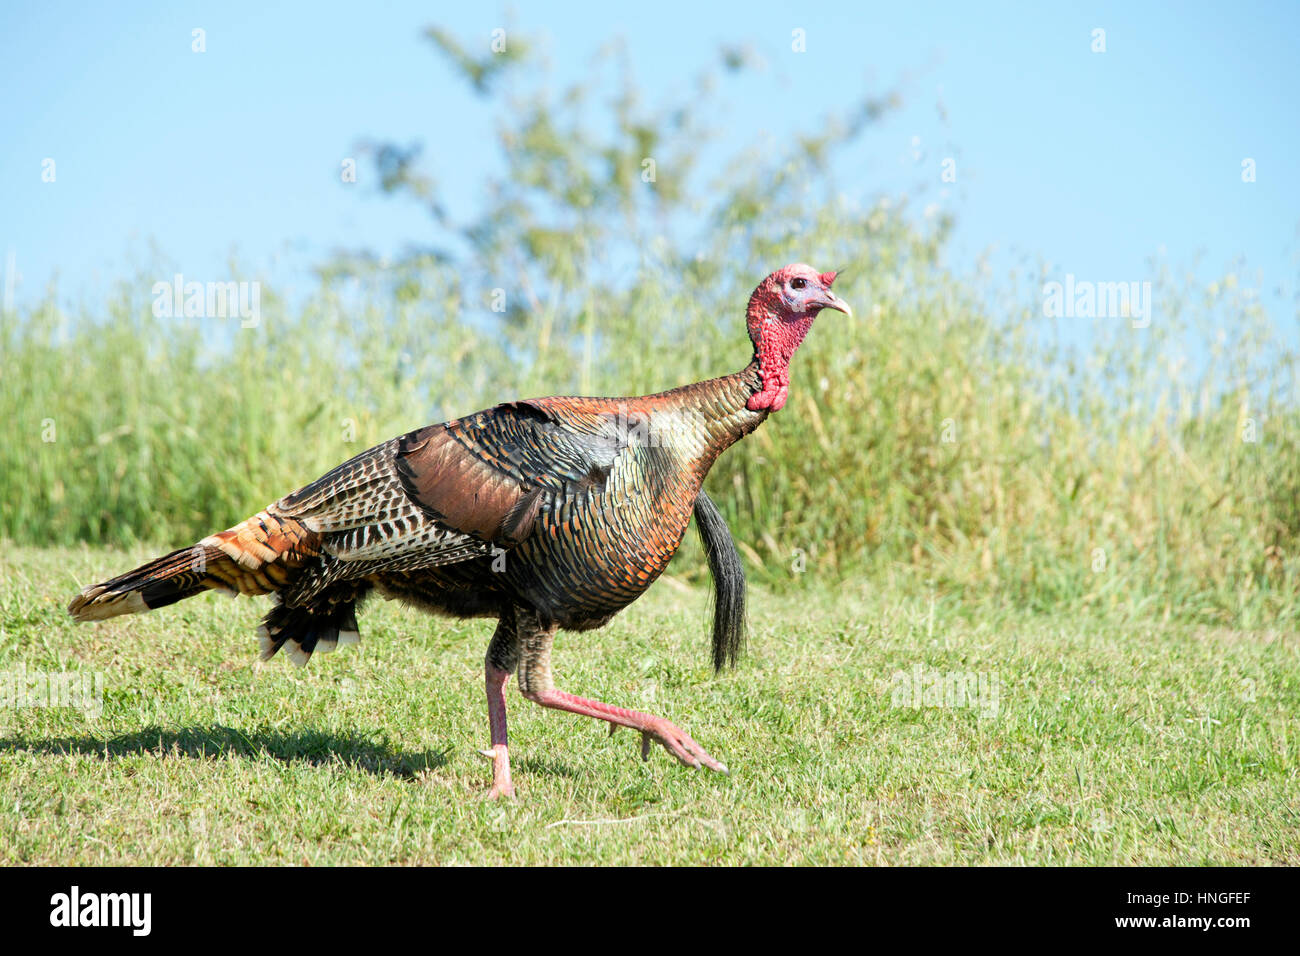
[68,264,850,797]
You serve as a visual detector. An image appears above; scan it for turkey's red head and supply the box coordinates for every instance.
[745,264,851,412]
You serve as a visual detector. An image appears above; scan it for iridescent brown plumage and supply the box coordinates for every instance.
[68,264,851,797]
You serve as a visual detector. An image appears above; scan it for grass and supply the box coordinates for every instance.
[2,544,1296,865]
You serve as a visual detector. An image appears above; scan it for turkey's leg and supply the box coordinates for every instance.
[481,611,519,799]
[514,608,729,775]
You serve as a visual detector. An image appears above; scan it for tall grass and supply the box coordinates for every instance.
[3,202,1297,629]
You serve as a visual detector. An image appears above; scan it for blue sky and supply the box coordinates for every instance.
[3,1,1297,340]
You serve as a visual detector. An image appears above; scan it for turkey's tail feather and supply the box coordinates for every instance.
[68,509,319,623]
[68,532,364,667]
[67,543,235,622]
[694,490,747,672]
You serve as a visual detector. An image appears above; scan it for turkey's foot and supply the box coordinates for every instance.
[478,743,515,800]
[526,688,729,775]
[638,718,729,775]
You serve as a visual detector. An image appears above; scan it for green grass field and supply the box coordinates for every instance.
[2,544,1295,865]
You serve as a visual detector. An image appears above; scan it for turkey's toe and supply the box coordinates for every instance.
[643,719,728,775]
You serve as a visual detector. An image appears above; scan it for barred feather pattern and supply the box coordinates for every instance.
[69,362,768,667]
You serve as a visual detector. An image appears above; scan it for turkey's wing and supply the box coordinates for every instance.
[395,399,621,546]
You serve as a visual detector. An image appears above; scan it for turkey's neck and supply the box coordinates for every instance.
[651,359,769,479]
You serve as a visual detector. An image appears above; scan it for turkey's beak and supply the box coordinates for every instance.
[818,290,853,318]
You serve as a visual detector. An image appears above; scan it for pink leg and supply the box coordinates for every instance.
[526,688,729,775]
[482,663,515,799]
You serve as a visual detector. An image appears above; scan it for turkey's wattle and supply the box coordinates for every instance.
[67,263,851,798]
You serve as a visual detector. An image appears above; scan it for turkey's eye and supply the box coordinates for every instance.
[791,277,807,290]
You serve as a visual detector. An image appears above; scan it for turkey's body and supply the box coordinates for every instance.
[67,263,850,797]
[396,367,763,628]
[269,364,762,646]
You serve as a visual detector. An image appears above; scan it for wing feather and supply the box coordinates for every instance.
[267,400,624,591]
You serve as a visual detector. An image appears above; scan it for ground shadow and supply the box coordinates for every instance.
[0,724,448,779]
